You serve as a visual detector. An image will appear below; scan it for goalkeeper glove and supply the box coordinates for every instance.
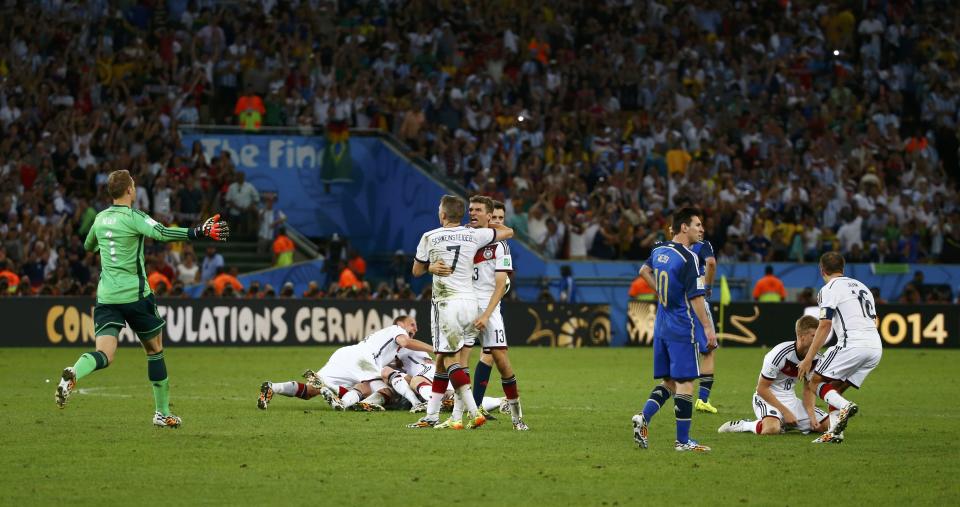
[189,214,230,241]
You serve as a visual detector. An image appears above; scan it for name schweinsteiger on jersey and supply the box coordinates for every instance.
[415,226,495,302]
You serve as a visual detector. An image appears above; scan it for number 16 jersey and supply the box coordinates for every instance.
[817,276,882,349]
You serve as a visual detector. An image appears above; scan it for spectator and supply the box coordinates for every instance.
[257,195,287,254]
[0,260,19,294]
[752,266,787,302]
[796,287,817,306]
[234,86,266,131]
[347,250,367,280]
[176,252,200,285]
[201,246,225,282]
[212,267,243,296]
[147,261,173,293]
[272,227,295,267]
[629,273,656,301]
[225,172,260,237]
[302,281,322,298]
[337,261,362,291]
[280,282,296,298]
[558,265,577,303]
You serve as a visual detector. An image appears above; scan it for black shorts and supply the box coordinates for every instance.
[94,294,165,340]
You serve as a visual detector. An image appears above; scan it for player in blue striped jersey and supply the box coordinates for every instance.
[632,208,717,452]
[689,235,719,413]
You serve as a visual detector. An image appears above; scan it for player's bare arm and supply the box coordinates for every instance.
[428,259,452,277]
[689,296,717,349]
[802,381,827,432]
[412,259,429,277]
[756,377,797,426]
[488,222,514,242]
[475,271,508,331]
[396,334,433,354]
[638,264,656,292]
[798,319,832,380]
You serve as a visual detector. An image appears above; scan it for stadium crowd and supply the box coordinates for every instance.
[0,1,959,300]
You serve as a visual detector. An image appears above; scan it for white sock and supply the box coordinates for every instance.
[341,389,361,408]
[272,381,297,397]
[390,374,420,405]
[507,398,523,422]
[823,390,852,410]
[456,385,479,418]
[745,420,760,434]
[362,392,385,406]
[425,390,444,418]
[416,383,432,401]
[481,396,501,412]
[451,395,464,420]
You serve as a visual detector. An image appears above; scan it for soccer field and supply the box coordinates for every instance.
[2,347,958,506]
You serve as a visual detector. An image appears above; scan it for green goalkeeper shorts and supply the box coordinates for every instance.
[94,294,166,340]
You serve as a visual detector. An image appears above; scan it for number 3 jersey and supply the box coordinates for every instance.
[760,341,823,394]
[415,225,495,302]
[817,276,882,349]
[473,240,512,306]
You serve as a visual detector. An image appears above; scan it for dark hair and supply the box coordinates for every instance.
[492,200,506,211]
[819,251,845,275]
[765,265,774,275]
[468,195,494,213]
[671,207,702,234]
[440,194,465,223]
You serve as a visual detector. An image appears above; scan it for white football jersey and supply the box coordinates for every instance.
[415,225,495,302]
[359,325,408,370]
[473,240,512,305]
[398,348,434,378]
[817,276,882,349]
[759,341,824,394]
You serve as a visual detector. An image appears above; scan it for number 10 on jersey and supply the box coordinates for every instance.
[653,269,668,306]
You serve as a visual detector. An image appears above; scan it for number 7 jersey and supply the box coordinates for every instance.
[415,225,496,302]
[817,276,882,349]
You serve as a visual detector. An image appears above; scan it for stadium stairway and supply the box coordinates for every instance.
[217,240,274,273]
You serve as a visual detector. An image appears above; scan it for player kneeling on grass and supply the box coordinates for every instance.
[55,169,229,428]
[258,316,430,412]
[718,315,830,436]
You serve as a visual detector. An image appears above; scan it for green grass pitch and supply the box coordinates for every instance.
[2,347,958,505]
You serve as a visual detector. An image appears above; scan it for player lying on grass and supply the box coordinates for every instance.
[55,169,228,429]
[375,349,508,416]
[257,316,430,411]
[718,315,831,436]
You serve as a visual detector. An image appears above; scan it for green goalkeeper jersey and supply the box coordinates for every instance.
[84,205,192,304]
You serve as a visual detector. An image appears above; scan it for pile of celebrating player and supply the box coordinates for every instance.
[257,195,528,431]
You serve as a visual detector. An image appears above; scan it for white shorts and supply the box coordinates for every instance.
[405,362,436,380]
[431,299,479,354]
[815,346,882,388]
[476,303,507,350]
[318,346,380,389]
[752,392,827,433]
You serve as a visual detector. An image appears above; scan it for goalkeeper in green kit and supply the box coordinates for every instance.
[55,170,229,428]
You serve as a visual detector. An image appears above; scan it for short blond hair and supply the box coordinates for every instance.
[440,195,465,223]
[795,315,819,335]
